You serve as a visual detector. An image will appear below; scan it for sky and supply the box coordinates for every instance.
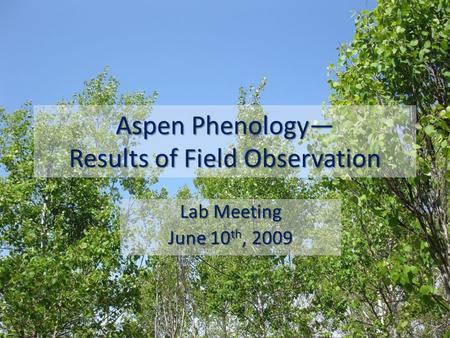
[0,0,376,193]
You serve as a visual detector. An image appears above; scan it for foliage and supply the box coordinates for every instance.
[314,0,450,335]
[0,71,160,336]
[0,0,449,336]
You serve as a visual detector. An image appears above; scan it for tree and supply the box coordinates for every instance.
[328,0,449,298]
[304,0,450,335]
[0,71,160,336]
[193,82,313,337]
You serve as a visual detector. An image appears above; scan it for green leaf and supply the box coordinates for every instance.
[424,125,435,136]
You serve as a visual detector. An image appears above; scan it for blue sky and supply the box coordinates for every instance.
[1,0,376,193]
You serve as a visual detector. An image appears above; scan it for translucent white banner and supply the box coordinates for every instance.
[120,199,341,256]
[34,105,416,178]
